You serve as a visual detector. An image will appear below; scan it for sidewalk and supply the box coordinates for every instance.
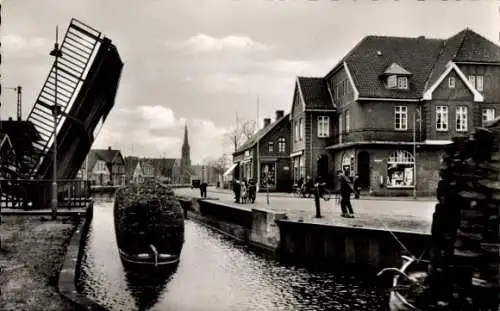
[207,186,436,201]
[175,188,434,234]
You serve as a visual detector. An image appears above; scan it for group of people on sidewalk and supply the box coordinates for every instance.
[295,170,360,219]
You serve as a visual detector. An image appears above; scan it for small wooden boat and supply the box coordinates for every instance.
[113,181,185,273]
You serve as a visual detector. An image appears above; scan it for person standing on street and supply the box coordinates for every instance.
[353,174,361,199]
[337,170,355,218]
[200,181,208,198]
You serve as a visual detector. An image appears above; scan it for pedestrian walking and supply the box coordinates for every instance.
[337,170,355,218]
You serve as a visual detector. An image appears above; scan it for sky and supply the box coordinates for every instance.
[1,0,499,164]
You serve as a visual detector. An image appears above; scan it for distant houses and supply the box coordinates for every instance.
[78,147,126,186]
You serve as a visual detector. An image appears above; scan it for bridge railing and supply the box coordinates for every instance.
[0,178,91,210]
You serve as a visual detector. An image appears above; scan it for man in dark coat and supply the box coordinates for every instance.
[233,179,241,203]
[200,181,208,198]
[337,170,355,218]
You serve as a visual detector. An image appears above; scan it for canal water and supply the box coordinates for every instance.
[78,195,388,311]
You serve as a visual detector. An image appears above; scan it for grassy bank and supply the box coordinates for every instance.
[0,216,78,311]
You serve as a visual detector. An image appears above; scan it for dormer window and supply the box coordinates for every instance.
[397,77,408,89]
[387,75,397,88]
[382,63,412,90]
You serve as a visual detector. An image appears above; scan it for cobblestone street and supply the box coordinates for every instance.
[174,187,435,234]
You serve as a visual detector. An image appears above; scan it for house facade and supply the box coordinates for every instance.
[290,77,337,188]
[82,147,126,186]
[233,110,292,192]
[301,28,500,196]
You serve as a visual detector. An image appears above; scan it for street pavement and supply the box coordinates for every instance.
[174,187,436,234]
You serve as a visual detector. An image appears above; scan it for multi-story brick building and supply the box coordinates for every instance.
[233,110,292,192]
[289,77,336,187]
[293,28,500,196]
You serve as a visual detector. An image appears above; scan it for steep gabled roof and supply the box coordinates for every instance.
[235,113,290,154]
[383,63,412,76]
[323,28,500,100]
[453,28,500,63]
[86,148,124,173]
[341,35,443,99]
[297,77,335,110]
[124,156,140,176]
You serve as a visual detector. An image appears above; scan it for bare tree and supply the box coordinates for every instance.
[223,119,257,152]
[203,154,231,176]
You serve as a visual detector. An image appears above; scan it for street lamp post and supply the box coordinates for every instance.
[413,107,421,200]
[50,26,63,220]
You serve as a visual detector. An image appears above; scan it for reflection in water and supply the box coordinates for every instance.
[80,195,386,311]
[124,264,178,311]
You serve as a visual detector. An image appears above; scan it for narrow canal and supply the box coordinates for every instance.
[78,195,388,311]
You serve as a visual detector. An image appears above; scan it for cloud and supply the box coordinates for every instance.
[165,34,272,54]
[92,105,230,163]
[2,34,51,57]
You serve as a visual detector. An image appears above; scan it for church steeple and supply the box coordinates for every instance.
[181,123,191,183]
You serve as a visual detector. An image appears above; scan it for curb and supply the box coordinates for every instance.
[58,203,109,311]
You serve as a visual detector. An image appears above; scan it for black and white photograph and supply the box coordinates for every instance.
[1,0,500,310]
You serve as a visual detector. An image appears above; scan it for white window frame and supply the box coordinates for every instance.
[436,105,448,132]
[317,116,330,138]
[278,137,286,153]
[397,77,408,89]
[294,121,299,141]
[476,75,484,92]
[482,108,495,127]
[468,75,476,88]
[387,150,415,188]
[456,106,468,132]
[394,106,408,131]
[268,141,274,152]
[448,77,455,88]
[345,110,350,132]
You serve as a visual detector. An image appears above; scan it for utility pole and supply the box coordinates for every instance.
[413,107,421,200]
[50,26,63,220]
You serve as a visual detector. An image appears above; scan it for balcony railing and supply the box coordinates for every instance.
[0,178,91,210]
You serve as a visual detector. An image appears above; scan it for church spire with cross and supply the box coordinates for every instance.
[180,122,191,183]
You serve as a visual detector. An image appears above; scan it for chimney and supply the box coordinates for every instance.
[108,146,112,151]
[275,110,284,121]
[263,118,271,128]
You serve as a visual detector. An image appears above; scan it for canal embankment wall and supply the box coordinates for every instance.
[58,202,109,311]
[178,197,431,274]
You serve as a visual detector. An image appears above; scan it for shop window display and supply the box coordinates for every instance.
[387,150,414,187]
[260,162,276,188]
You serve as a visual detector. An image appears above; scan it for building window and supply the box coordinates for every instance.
[339,114,343,144]
[448,77,455,88]
[317,116,329,137]
[294,121,299,141]
[456,106,468,132]
[278,137,286,153]
[299,118,304,140]
[468,75,484,92]
[397,77,408,89]
[477,75,484,92]
[394,106,408,130]
[436,105,448,131]
[268,141,274,152]
[482,108,496,127]
[345,110,350,132]
[387,75,397,88]
[387,150,415,187]
[341,152,355,177]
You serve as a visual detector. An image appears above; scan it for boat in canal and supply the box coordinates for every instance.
[113,180,185,273]
[379,123,500,311]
